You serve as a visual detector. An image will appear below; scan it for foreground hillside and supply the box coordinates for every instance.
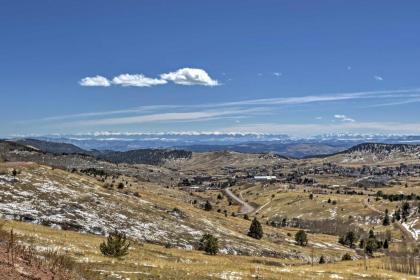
[1,220,418,280]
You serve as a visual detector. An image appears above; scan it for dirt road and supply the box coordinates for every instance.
[224,188,255,214]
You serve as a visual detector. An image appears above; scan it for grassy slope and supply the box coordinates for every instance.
[3,220,418,280]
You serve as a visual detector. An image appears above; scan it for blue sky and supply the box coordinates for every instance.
[1,1,420,137]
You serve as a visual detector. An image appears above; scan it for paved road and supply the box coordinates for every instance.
[224,188,255,215]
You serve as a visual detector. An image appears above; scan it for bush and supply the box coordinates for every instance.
[247,218,263,239]
[198,234,218,255]
[342,253,352,261]
[295,230,308,246]
[100,230,131,258]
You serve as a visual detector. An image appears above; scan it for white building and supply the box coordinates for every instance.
[254,176,277,181]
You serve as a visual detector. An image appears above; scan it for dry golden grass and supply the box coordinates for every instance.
[2,220,419,280]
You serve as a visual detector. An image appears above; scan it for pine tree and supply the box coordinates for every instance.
[383,239,389,249]
[100,230,131,258]
[401,202,410,221]
[247,218,263,239]
[342,231,357,248]
[295,230,308,246]
[198,234,218,255]
[341,253,352,261]
[319,255,326,264]
[204,200,212,211]
[394,208,401,221]
[383,209,390,226]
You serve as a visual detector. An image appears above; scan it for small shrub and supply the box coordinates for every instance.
[99,230,131,258]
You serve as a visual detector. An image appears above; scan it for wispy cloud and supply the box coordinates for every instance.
[374,75,384,81]
[71,108,262,127]
[334,114,355,122]
[29,87,420,124]
[365,97,420,108]
[79,75,111,87]
[160,68,219,86]
[273,72,282,77]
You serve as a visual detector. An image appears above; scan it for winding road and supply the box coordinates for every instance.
[224,188,255,214]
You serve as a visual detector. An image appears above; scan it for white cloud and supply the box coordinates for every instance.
[79,75,111,87]
[273,72,282,77]
[334,114,355,122]
[315,116,323,120]
[160,68,219,86]
[112,74,167,87]
[374,75,384,81]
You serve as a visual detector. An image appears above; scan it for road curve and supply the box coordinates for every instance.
[223,188,255,215]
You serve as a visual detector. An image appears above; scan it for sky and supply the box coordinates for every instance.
[1,0,420,137]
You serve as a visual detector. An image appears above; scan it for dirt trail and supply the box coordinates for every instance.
[224,188,255,214]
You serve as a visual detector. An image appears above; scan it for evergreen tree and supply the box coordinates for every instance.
[198,234,218,255]
[319,255,326,264]
[394,208,401,221]
[365,238,378,256]
[383,209,390,226]
[339,231,357,248]
[383,239,389,249]
[359,239,365,249]
[204,200,213,211]
[401,202,410,221]
[247,218,263,239]
[295,230,308,246]
[345,231,357,248]
[341,253,352,261]
[100,230,131,258]
[365,230,379,256]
